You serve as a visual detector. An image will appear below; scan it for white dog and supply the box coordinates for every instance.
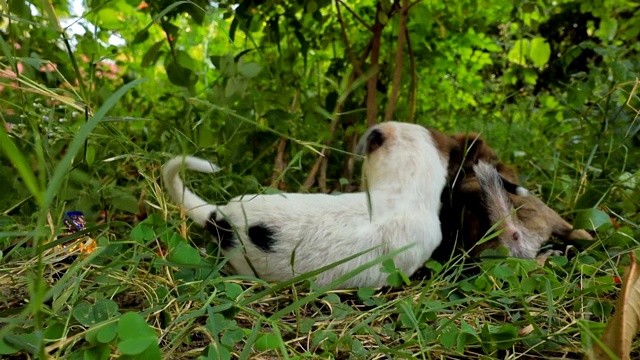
[162,121,457,289]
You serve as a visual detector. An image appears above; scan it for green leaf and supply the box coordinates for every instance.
[573,208,611,230]
[109,189,140,214]
[224,76,247,98]
[96,322,118,343]
[72,300,119,327]
[117,312,157,355]
[3,332,41,354]
[170,242,201,265]
[85,145,96,166]
[597,17,618,41]
[507,39,530,66]
[220,328,244,346]
[176,50,198,71]
[131,223,156,243]
[165,58,197,87]
[120,342,161,360]
[237,61,261,78]
[206,344,231,360]
[8,0,31,18]
[141,40,164,68]
[0,126,43,206]
[493,264,514,280]
[219,54,236,78]
[224,282,243,300]
[377,12,388,25]
[132,29,149,44]
[307,0,318,13]
[0,337,19,355]
[96,8,123,30]
[440,329,458,349]
[82,344,110,360]
[529,37,551,67]
[299,318,316,333]
[254,333,282,351]
[357,287,376,300]
[491,324,518,350]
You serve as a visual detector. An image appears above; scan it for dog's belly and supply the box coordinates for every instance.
[210,193,440,288]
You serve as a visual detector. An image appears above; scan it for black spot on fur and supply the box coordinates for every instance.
[206,213,236,250]
[248,224,277,252]
[367,128,385,153]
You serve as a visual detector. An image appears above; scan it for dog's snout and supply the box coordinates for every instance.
[367,128,385,153]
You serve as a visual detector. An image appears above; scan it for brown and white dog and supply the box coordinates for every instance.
[163,122,459,289]
[435,133,593,262]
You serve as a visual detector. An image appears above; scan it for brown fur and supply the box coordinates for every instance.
[434,132,593,261]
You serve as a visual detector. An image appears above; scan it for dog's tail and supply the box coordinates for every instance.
[162,156,221,226]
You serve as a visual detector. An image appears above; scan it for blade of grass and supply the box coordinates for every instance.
[0,127,43,207]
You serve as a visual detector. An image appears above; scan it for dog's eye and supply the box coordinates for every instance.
[367,128,385,153]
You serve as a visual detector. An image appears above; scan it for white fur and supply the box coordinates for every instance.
[162,122,450,289]
[474,161,540,258]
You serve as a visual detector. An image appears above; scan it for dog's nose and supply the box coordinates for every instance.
[367,128,385,153]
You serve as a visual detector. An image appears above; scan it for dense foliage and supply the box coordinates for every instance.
[1,0,639,358]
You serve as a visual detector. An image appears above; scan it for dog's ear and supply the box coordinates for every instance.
[496,163,519,185]
[425,129,464,181]
[451,133,499,170]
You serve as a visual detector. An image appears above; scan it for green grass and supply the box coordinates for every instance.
[0,103,638,358]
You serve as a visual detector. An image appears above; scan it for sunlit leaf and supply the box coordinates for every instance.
[597,18,618,42]
[507,39,530,66]
[529,37,551,67]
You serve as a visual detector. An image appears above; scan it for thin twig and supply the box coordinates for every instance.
[337,0,373,32]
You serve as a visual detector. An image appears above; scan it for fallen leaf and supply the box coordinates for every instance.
[585,253,640,360]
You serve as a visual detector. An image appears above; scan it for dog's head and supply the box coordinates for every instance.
[437,134,593,261]
[357,122,458,192]
[466,162,594,258]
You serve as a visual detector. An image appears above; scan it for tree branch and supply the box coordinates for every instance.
[271,138,288,190]
[405,23,417,122]
[366,2,384,127]
[335,0,362,75]
[384,0,409,121]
